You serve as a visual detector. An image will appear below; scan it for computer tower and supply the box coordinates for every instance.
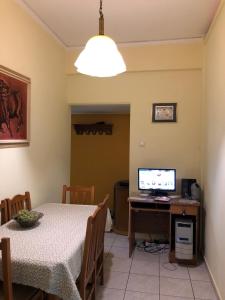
[175,219,193,260]
[181,178,196,198]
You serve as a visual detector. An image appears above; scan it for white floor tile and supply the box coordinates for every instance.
[160,296,194,300]
[160,251,170,264]
[96,287,125,300]
[104,245,111,254]
[130,259,159,276]
[160,251,172,262]
[192,280,218,300]
[188,263,211,282]
[113,235,129,248]
[104,271,129,290]
[160,262,189,279]
[105,232,119,239]
[124,290,159,300]
[108,246,130,259]
[133,248,160,262]
[105,256,132,272]
[105,237,115,247]
[160,277,193,298]
[113,234,128,240]
[127,273,159,294]
[103,232,217,300]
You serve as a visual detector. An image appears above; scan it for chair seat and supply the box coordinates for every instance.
[0,281,41,300]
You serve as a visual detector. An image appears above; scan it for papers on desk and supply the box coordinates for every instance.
[154,196,170,202]
[129,196,170,202]
[130,195,182,202]
[129,196,146,201]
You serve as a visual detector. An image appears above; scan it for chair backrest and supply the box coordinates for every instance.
[62,185,95,205]
[95,194,109,260]
[0,237,13,300]
[0,200,8,225]
[78,209,98,299]
[6,192,31,220]
[78,199,109,298]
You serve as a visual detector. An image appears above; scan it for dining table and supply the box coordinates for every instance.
[0,202,111,300]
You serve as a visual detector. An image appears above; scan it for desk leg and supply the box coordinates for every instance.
[128,203,135,257]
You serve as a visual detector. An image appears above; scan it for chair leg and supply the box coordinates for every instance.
[77,281,85,300]
[100,267,104,286]
[100,252,104,285]
[91,290,95,300]
[92,268,96,300]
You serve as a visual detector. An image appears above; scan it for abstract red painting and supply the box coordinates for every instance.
[0,66,30,144]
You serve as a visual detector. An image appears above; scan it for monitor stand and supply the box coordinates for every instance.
[139,192,150,197]
[139,190,169,197]
[150,190,168,197]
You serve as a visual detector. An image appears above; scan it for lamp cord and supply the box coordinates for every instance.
[99,0,103,18]
[99,0,104,35]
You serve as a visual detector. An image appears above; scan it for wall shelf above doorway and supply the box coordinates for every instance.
[73,122,113,135]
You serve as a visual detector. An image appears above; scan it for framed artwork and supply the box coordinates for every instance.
[0,65,30,144]
[152,103,177,122]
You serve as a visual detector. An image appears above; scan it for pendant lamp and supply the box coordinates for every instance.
[74,0,126,77]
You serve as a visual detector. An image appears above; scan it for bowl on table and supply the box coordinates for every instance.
[14,209,43,228]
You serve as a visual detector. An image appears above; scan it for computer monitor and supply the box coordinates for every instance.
[138,168,176,196]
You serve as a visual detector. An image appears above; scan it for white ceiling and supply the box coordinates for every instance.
[18,0,220,114]
[19,0,220,48]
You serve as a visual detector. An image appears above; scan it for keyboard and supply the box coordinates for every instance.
[154,196,170,202]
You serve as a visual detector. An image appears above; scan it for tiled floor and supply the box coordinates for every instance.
[96,232,218,300]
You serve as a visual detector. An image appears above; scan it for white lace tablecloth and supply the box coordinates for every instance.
[0,203,107,300]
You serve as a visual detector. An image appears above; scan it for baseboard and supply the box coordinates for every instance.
[204,255,222,300]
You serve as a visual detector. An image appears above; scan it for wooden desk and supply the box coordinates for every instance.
[128,196,171,257]
[128,196,200,264]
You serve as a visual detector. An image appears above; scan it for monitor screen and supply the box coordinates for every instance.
[138,168,176,193]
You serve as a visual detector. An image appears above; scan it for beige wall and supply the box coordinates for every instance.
[203,2,225,299]
[66,41,203,74]
[0,0,70,206]
[66,42,203,194]
[1,1,224,296]
[70,114,130,209]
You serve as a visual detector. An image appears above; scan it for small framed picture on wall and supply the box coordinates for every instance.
[152,103,177,122]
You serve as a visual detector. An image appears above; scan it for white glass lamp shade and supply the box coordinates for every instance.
[74,35,126,77]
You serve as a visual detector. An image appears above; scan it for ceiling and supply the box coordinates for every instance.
[18,0,220,115]
[19,0,220,48]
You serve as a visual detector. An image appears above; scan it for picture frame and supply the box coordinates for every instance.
[152,103,177,122]
[0,65,30,144]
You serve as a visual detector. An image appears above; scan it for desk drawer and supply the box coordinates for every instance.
[170,205,198,216]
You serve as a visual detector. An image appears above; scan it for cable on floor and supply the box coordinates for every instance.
[136,240,169,254]
[136,240,178,271]
[162,262,178,271]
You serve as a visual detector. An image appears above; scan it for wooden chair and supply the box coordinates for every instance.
[0,200,8,225]
[95,194,109,285]
[77,196,109,299]
[62,185,95,205]
[0,237,43,300]
[77,210,98,300]
[6,192,31,220]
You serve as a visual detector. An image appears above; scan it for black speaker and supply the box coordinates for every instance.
[181,178,196,198]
